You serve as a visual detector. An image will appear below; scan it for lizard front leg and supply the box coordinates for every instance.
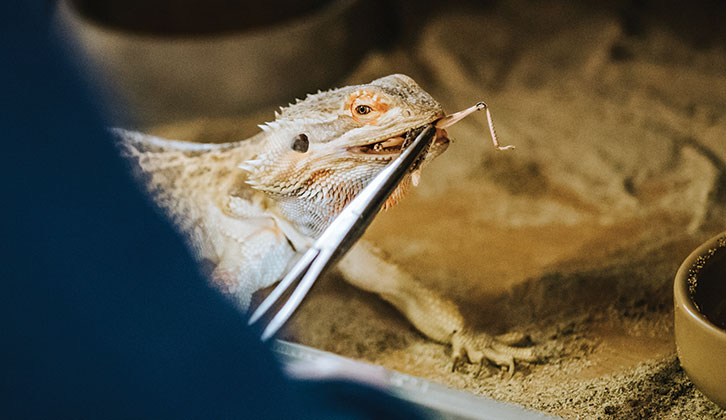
[337,240,539,373]
[208,217,297,311]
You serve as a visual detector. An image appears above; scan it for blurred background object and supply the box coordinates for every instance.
[69,0,339,34]
[56,0,396,127]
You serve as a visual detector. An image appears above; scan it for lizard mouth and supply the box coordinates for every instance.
[349,127,450,157]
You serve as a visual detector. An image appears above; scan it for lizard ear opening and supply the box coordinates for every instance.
[291,133,309,153]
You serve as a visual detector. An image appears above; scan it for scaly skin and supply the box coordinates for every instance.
[115,74,538,372]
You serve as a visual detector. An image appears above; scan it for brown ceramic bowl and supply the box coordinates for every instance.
[674,231,726,409]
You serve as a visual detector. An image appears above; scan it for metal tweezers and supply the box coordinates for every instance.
[248,125,437,341]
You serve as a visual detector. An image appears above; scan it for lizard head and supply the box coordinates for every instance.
[243,74,450,237]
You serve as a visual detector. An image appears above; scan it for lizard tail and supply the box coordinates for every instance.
[109,127,236,154]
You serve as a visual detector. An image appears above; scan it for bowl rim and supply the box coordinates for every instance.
[674,230,726,337]
[59,0,361,38]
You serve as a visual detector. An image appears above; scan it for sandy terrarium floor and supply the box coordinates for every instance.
[140,2,726,419]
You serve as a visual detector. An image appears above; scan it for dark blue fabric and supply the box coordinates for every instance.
[0,3,422,419]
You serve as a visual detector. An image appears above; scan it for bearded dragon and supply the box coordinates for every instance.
[114,74,538,372]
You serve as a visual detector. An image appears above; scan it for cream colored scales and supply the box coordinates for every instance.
[115,74,538,372]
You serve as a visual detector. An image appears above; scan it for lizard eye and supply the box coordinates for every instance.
[347,89,389,125]
[291,133,309,153]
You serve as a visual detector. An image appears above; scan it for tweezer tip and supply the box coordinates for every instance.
[248,304,268,325]
[260,328,275,342]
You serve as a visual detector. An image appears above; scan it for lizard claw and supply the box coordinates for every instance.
[451,329,539,376]
[451,355,462,373]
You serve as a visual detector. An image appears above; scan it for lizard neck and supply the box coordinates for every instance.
[268,170,413,238]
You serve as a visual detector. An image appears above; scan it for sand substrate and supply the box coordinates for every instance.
[140,2,726,418]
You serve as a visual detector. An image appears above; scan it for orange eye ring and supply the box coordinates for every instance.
[346,89,389,124]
